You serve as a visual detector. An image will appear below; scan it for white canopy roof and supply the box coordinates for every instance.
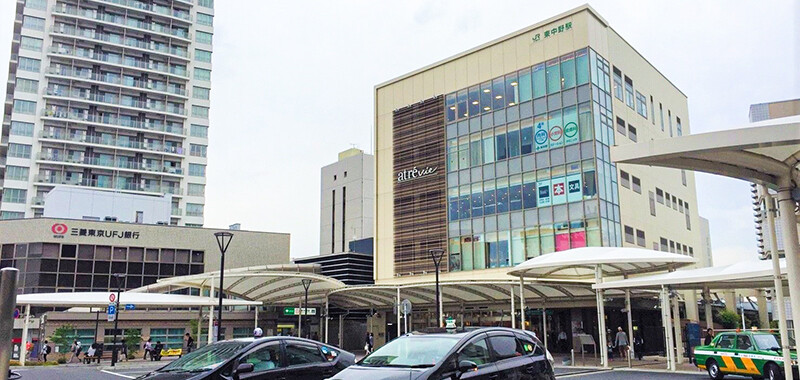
[594,259,786,291]
[16,291,261,307]
[507,247,697,281]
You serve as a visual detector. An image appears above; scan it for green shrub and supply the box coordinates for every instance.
[56,357,67,364]
[716,309,740,329]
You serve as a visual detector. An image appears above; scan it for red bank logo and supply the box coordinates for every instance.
[51,223,68,235]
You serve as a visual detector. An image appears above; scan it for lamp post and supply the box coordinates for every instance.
[301,279,312,339]
[214,232,234,342]
[110,273,126,367]
[429,249,445,327]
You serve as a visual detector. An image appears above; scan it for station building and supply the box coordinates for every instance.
[372,5,710,348]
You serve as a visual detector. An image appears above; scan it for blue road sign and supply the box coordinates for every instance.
[125,304,135,310]
[107,305,116,314]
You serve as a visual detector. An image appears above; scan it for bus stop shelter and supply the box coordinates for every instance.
[508,247,697,368]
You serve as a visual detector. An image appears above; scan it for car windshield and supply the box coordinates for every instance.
[159,342,250,372]
[360,335,460,368]
[754,334,796,350]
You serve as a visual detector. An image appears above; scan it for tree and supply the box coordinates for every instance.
[124,329,142,358]
[49,324,76,359]
[188,319,199,343]
[716,309,740,329]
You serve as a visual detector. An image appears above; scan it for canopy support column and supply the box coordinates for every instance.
[254,306,259,330]
[542,305,548,352]
[661,286,675,371]
[510,286,516,329]
[196,306,202,348]
[519,277,526,331]
[595,265,608,368]
[325,296,330,344]
[702,286,713,329]
[778,187,800,364]
[20,304,30,366]
[626,289,634,361]
[297,299,302,338]
[207,281,214,345]
[764,188,793,380]
[672,295,683,364]
[396,288,401,338]
[338,314,343,347]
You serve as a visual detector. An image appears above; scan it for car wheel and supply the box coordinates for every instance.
[707,359,724,380]
[764,363,784,380]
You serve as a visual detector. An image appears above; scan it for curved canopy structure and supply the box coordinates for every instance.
[133,264,346,306]
[507,247,697,281]
[594,259,786,291]
[611,115,800,188]
[16,291,261,308]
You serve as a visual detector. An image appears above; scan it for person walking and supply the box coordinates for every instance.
[120,339,128,361]
[614,327,628,360]
[40,340,51,362]
[557,330,568,352]
[69,340,82,363]
[143,338,153,360]
[704,328,715,346]
[185,333,195,353]
[633,332,644,360]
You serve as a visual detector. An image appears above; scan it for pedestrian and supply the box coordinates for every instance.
[153,341,164,361]
[143,338,153,360]
[121,338,128,361]
[84,344,96,364]
[704,328,715,346]
[253,328,263,338]
[69,340,82,363]
[185,333,195,353]
[633,332,644,360]
[615,327,628,360]
[364,332,373,354]
[40,340,51,362]
[557,330,568,352]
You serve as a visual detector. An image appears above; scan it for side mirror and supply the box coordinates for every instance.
[457,360,478,373]
[235,362,254,374]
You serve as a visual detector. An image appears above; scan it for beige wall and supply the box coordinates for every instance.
[375,4,706,284]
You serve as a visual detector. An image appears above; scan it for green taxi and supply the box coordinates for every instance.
[694,330,797,380]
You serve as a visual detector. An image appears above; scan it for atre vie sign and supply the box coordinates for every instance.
[397,166,437,183]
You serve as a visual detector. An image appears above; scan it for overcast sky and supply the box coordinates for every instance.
[1,1,797,264]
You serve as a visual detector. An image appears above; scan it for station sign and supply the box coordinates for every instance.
[283,307,317,316]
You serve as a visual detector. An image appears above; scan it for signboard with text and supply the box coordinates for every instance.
[283,307,317,316]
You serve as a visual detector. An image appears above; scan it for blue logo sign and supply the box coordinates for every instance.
[125,304,135,311]
[534,129,548,144]
[107,305,116,315]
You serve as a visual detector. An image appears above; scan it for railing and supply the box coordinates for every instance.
[46,66,187,96]
[94,0,192,21]
[32,196,45,206]
[51,25,189,59]
[37,153,184,176]
[42,108,185,135]
[39,130,185,155]
[53,5,191,40]
[48,45,189,79]
[171,207,183,216]
[35,174,183,194]
[44,86,187,117]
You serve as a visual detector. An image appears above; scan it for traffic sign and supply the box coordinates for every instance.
[109,293,116,303]
[125,304,135,311]
[445,317,457,329]
[401,299,412,315]
[107,304,116,322]
[282,307,316,316]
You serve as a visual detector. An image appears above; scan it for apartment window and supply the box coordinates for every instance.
[18,57,40,72]
[20,36,42,51]
[25,0,47,10]
[612,67,623,100]
[2,188,27,204]
[22,16,45,31]
[198,0,214,8]
[671,195,678,210]
[665,192,671,208]
[678,199,684,213]
[13,100,36,114]
[185,224,203,228]
[620,170,630,188]
[676,242,682,253]
[8,143,31,158]
[628,124,637,142]
[195,49,212,63]
[653,242,659,251]
[669,240,675,253]
[192,105,209,119]
[656,188,664,203]
[659,103,665,131]
[676,117,683,136]
[685,202,692,230]
[660,238,668,252]
[624,226,634,244]
[689,247,694,256]
[631,176,641,194]
[194,68,211,81]
[190,124,208,138]
[190,144,207,157]
[624,76,634,109]
[197,13,213,26]
[681,170,687,186]
[635,92,648,118]
[186,203,204,217]
[15,78,38,93]
[683,245,689,255]
[189,164,206,177]
[193,86,210,100]
[636,229,646,247]
[648,191,656,216]
[188,184,205,196]
[616,117,626,134]
[0,212,24,220]
[5,166,29,181]
[10,121,34,136]
[344,171,348,178]
[196,31,213,45]
[668,110,673,137]
[650,96,655,124]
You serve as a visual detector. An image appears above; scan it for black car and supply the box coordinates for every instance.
[136,336,355,380]
[328,327,555,380]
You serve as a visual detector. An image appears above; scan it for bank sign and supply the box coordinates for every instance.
[397,166,437,183]
[51,223,141,240]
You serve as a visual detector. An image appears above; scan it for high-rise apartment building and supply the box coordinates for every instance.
[0,0,214,226]
[319,148,374,255]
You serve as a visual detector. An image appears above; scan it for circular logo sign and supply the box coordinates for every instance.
[564,122,578,138]
[534,129,548,144]
[109,293,116,303]
[51,223,68,235]
[549,125,563,141]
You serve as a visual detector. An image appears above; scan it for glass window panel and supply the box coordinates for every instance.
[497,231,510,267]
[469,134,482,167]
[507,125,520,158]
[509,175,522,211]
[468,86,480,116]
[520,119,534,155]
[518,68,532,103]
[472,234,486,270]
[457,90,468,119]
[511,229,525,265]
[532,64,545,98]
[495,128,507,161]
[10,120,33,136]
[446,93,457,122]
[458,136,470,170]
[576,49,589,85]
[492,78,505,109]
[561,53,576,89]
[496,178,509,213]
[480,82,492,113]
[540,224,554,254]
[505,74,519,106]
[483,180,496,215]
[545,59,561,94]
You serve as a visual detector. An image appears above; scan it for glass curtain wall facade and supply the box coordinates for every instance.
[444,48,621,272]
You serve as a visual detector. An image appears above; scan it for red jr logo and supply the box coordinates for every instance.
[51,223,68,235]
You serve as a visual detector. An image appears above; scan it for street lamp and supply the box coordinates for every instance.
[214,232,234,342]
[110,273,126,367]
[301,279,312,339]
[429,249,445,327]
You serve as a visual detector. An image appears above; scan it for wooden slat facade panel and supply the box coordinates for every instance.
[393,96,446,276]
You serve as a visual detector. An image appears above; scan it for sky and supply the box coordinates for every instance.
[0,1,797,264]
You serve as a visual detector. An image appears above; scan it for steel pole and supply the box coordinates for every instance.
[764,188,793,380]
[595,266,608,368]
[207,281,214,345]
[776,188,800,365]
[19,304,30,366]
[325,297,329,343]
[217,254,225,342]
[519,277,526,330]
[304,287,309,339]
[510,286,516,329]
[111,276,122,366]
[396,288,400,338]
[626,290,634,362]
[0,268,19,380]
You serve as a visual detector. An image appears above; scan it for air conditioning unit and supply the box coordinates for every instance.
[104,216,118,222]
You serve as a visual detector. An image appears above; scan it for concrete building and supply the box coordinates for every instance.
[43,186,172,224]
[320,148,374,255]
[0,0,214,226]
[698,216,713,268]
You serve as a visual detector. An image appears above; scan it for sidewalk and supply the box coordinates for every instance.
[552,353,704,373]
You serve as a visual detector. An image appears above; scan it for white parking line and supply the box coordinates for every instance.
[99,369,135,379]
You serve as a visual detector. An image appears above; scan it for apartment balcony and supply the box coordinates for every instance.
[39,130,186,157]
[53,4,192,42]
[36,153,184,177]
[31,196,45,207]
[93,0,193,23]
[48,46,190,80]
[50,25,190,61]
[44,86,188,118]
[41,108,185,136]
[35,174,183,196]
[171,207,182,216]
[45,66,187,98]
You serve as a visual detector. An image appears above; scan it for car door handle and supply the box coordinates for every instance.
[489,374,499,380]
